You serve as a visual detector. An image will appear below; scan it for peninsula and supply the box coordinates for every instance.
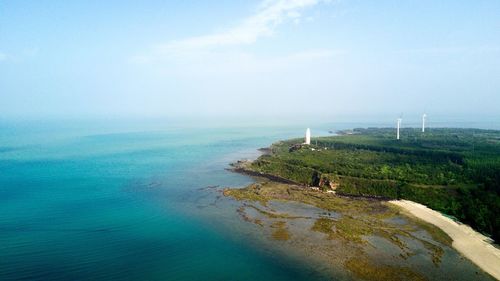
[225,127,500,280]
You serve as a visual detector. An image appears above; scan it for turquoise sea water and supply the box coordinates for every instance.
[0,119,339,281]
[1,118,498,281]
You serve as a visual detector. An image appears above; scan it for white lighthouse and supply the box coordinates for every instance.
[422,113,427,133]
[305,128,311,145]
[396,118,402,140]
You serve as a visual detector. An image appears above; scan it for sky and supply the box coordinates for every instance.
[1,0,499,119]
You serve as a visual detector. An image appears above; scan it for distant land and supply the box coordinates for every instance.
[225,127,500,280]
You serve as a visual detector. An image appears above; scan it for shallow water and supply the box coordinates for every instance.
[0,118,497,280]
[234,196,496,281]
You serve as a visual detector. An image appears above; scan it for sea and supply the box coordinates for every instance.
[0,117,498,281]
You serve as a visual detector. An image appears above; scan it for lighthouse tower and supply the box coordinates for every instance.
[305,128,311,145]
[422,114,427,133]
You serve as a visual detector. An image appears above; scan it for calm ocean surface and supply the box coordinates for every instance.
[0,117,498,281]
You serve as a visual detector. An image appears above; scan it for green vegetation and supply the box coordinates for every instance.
[270,221,290,241]
[245,128,500,242]
[311,216,371,244]
[345,257,427,281]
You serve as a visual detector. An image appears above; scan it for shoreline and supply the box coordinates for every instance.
[390,200,500,280]
[229,128,500,280]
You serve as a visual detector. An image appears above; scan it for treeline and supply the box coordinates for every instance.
[252,156,318,185]
[316,140,465,165]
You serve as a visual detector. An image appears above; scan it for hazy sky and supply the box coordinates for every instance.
[1,0,499,119]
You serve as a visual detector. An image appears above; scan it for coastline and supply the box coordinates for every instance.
[228,128,500,280]
[390,200,500,280]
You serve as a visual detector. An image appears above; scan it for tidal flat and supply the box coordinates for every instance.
[223,180,496,281]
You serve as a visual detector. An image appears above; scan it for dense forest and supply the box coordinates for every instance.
[248,128,500,242]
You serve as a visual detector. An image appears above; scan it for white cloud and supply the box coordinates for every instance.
[162,0,318,50]
[132,0,328,63]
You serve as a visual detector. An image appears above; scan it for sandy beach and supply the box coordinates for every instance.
[390,200,500,280]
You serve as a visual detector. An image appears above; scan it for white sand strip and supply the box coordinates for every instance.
[390,200,500,280]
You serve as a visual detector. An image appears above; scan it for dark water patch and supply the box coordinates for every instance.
[0,226,119,233]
